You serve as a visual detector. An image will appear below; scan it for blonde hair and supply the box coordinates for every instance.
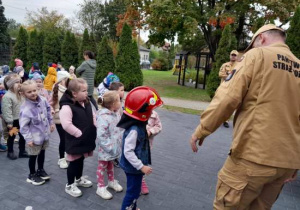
[20,80,37,93]
[98,91,119,109]
[66,78,88,102]
[4,74,22,100]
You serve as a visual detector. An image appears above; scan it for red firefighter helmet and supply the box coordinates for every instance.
[124,86,163,121]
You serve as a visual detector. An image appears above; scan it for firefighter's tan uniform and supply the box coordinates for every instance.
[193,25,299,209]
[219,62,236,83]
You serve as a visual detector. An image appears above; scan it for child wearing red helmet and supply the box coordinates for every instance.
[117,86,163,210]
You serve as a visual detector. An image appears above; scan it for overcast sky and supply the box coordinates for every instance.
[3,0,150,40]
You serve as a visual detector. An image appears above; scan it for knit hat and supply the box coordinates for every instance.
[13,66,24,74]
[2,65,10,75]
[33,62,39,70]
[31,72,43,81]
[48,63,52,67]
[52,63,57,68]
[14,58,23,67]
[57,71,70,83]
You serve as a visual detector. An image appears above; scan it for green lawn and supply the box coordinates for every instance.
[142,69,211,102]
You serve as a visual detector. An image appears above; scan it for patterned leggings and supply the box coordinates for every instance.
[97,160,114,187]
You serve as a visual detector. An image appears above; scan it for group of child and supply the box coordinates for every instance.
[0,56,163,210]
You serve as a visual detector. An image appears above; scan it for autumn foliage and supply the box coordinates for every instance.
[116,6,143,37]
[208,16,235,29]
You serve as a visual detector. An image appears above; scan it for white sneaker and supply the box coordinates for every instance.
[58,158,68,169]
[108,180,123,192]
[96,186,113,200]
[75,176,93,188]
[65,183,82,197]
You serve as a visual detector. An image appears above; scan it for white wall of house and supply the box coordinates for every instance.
[139,51,150,62]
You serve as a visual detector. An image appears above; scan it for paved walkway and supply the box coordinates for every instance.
[0,109,299,210]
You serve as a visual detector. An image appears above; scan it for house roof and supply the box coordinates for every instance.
[139,45,150,52]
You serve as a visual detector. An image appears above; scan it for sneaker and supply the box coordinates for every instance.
[108,180,123,192]
[65,183,82,197]
[113,159,120,168]
[96,186,113,200]
[7,152,17,160]
[58,158,68,169]
[0,144,7,152]
[141,178,149,195]
[223,122,229,128]
[26,173,45,186]
[36,169,50,180]
[75,176,93,188]
[19,150,29,158]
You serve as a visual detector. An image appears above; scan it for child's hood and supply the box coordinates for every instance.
[47,67,57,76]
[98,107,116,117]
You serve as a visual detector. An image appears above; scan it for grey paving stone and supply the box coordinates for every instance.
[0,109,299,209]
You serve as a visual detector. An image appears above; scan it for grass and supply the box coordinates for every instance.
[142,69,211,102]
[160,105,203,115]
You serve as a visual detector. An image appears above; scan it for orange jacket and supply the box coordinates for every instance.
[44,67,57,91]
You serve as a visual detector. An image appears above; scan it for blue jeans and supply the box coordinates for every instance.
[121,173,143,210]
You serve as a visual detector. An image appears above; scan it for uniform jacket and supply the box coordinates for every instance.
[1,90,23,125]
[77,59,96,96]
[96,108,123,161]
[44,67,57,91]
[120,125,151,174]
[19,96,53,145]
[219,61,236,83]
[193,43,300,169]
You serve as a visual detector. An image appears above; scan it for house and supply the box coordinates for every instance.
[139,45,151,69]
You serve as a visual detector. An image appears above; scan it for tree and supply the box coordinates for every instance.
[26,7,71,33]
[206,24,237,98]
[70,33,79,67]
[7,18,20,38]
[116,5,143,37]
[130,0,298,60]
[286,6,300,58]
[43,33,61,73]
[115,23,142,90]
[27,29,43,69]
[10,26,28,68]
[61,31,78,69]
[78,0,127,42]
[78,0,105,35]
[95,35,115,86]
[0,0,11,65]
[61,31,73,69]
[89,33,97,57]
[78,28,90,64]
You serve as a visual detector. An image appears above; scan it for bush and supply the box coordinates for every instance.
[151,58,168,71]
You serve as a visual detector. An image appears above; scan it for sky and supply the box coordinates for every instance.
[2,0,150,41]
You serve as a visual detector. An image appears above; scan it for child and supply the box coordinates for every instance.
[59,78,96,197]
[2,74,28,160]
[96,91,123,199]
[0,77,7,151]
[19,80,55,185]
[117,86,163,210]
[31,73,50,101]
[44,66,57,94]
[109,81,125,167]
[29,63,45,80]
[69,66,77,79]
[49,71,70,169]
[141,110,162,195]
[97,72,120,97]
